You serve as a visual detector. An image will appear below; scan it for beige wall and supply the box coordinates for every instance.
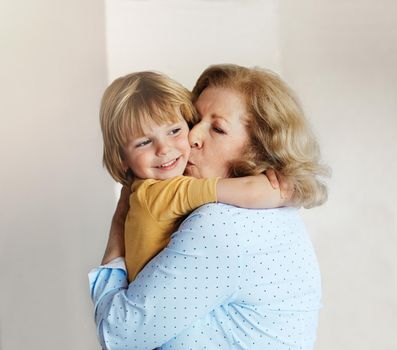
[2,1,396,349]
[279,1,397,349]
[105,0,281,87]
[0,0,110,349]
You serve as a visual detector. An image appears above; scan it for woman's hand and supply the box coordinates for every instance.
[265,169,295,202]
[101,185,131,265]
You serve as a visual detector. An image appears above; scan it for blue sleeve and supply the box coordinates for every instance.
[89,205,240,350]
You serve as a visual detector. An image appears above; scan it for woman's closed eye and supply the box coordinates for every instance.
[212,126,226,134]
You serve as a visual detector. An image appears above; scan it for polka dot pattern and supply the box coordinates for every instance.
[89,205,321,349]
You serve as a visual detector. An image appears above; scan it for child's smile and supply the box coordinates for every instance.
[155,156,182,170]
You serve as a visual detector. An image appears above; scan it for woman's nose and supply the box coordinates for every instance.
[189,124,203,149]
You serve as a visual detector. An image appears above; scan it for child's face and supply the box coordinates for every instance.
[122,118,191,180]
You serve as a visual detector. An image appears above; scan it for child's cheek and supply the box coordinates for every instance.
[177,134,191,151]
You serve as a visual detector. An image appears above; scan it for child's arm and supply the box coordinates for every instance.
[217,174,289,209]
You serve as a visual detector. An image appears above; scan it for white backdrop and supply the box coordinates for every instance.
[1,0,396,349]
[105,0,282,86]
[0,1,110,349]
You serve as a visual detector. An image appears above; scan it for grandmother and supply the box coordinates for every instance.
[89,64,328,349]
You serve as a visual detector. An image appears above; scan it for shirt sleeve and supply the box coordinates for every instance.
[89,204,240,350]
[139,176,219,221]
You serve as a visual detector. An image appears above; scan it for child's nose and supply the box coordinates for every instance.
[156,140,170,156]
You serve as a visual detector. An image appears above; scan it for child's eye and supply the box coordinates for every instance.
[136,139,151,147]
[169,128,181,135]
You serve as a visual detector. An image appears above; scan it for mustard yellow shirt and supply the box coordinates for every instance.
[125,175,219,282]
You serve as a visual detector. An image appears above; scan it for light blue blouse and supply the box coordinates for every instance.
[89,204,321,349]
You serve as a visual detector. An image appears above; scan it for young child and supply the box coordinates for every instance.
[100,71,285,282]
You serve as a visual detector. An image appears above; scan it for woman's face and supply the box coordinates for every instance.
[185,87,250,179]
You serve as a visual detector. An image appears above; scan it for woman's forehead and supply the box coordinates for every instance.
[194,87,248,126]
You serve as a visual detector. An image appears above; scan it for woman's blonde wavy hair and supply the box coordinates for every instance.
[100,71,196,186]
[192,64,330,208]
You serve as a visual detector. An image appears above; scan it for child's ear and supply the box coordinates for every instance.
[121,160,129,173]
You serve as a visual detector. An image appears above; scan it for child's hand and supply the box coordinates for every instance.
[265,169,295,202]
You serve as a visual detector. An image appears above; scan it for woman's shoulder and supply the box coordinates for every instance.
[179,203,302,236]
[169,204,310,266]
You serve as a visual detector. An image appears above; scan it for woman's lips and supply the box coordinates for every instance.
[184,161,197,176]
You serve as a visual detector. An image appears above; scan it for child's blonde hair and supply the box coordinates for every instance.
[192,64,330,208]
[100,71,196,186]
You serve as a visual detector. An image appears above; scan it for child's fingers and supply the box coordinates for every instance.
[265,169,280,189]
[279,176,295,200]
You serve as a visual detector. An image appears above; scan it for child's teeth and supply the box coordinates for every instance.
[161,159,175,167]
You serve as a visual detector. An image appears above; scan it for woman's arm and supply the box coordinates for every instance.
[89,205,240,350]
[101,186,130,264]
